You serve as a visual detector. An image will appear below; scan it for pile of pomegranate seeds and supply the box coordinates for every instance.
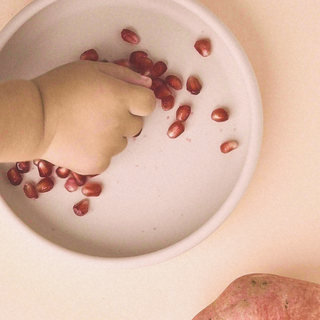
[80,29,208,140]
[6,159,102,216]
[6,28,238,216]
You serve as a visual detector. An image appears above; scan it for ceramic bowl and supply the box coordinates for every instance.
[0,0,262,268]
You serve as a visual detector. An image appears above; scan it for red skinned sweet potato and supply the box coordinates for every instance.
[192,273,320,320]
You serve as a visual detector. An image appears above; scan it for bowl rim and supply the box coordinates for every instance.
[0,0,263,269]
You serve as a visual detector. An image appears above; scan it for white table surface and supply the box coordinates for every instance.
[1,0,320,319]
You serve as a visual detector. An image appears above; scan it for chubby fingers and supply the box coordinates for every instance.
[125,84,156,116]
[95,61,152,88]
[95,61,156,116]
[121,113,143,137]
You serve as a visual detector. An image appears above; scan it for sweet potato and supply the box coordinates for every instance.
[192,273,320,320]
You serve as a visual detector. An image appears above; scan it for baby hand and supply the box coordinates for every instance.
[32,61,156,174]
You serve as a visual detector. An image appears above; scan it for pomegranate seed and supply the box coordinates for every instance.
[167,121,185,139]
[186,76,202,95]
[135,57,153,75]
[36,177,54,193]
[7,167,22,186]
[71,172,87,186]
[211,108,229,122]
[194,39,212,57]
[165,75,182,90]
[81,183,102,197]
[56,167,70,178]
[150,61,167,78]
[23,183,38,199]
[154,84,171,99]
[150,78,165,91]
[121,29,140,44]
[176,105,191,122]
[64,177,79,192]
[113,59,132,69]
[80,49,99,61]
[161,95,175,111]
[16,161,30,173]
[220,141,238,153]
[129,51,148,64]
[73,199,89,216]
[37,160,54,177]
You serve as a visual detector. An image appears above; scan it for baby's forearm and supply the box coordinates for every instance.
[0,61,155,174]
[0,80,45,162]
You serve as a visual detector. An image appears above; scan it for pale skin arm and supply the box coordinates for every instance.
[0,61,156,174]
[0,79,45,161]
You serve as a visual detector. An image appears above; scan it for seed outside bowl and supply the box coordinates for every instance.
[0,0,262,269]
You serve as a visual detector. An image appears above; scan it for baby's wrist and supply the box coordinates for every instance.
[0,79,46,162]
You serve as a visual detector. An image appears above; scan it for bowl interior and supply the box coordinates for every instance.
[0,0,262,262]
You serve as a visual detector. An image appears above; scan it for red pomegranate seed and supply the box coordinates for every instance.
[150,61,167,78]
[211,108,229,122]
[64,177,79,192]
[176,105,191,122]
[23,183,38,199]
[154,84,171,99]
[165,75,182,90]
[121,29,140,44]
[187,76,202,95]
[36,177,54,193]
[135,57,153,75]
[113,59,132,69]
[16,161,30,173]
[220,141,238,153]
[56,167,70,178]
[37,160,54,177]
[150,78,165,91]
[80,49,99,61]
[129,51,148,64]
[73,199,89,216]
[161,95,175,111]
[81,183,102,197]
[71,172,87,186]
[194,39,212,57]
[167,121,185,139]
[7,167,22,186]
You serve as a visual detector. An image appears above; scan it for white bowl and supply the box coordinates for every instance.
[0,0,262,268]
